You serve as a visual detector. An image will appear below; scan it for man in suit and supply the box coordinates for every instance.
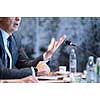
[0,17,66,81]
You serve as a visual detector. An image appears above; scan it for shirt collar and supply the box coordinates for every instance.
[0,28,10,40]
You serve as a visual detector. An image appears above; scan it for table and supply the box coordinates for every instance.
[37,72,87,83]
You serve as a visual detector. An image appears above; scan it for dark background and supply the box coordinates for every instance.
[16,17,100,72]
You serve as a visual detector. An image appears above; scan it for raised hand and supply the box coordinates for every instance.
[45,34,67,60]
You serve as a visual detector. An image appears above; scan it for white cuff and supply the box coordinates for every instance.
[31,67,36,76]
[43,52,49,63]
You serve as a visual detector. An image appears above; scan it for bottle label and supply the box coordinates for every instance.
[97,63,100,76]
[96,62,100,83]
[70,59,76,73]
[70,59,76,68]
[97,65,99,75]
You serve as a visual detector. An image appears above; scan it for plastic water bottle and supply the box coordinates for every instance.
[69,49,77,73]
[86,56,96,83]
[96,57,100,83]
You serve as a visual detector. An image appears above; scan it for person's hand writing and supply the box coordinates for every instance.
[36,61,50,76]
[20,75,39,83]
[45,34,67,60]
[0,76,39,83]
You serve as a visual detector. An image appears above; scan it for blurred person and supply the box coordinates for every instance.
[0,17,66,79]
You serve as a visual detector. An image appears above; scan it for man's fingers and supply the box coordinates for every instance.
[54,35,67,51]
[48,34,66,51]
[59,34,67,44]
[32,77,39,83]
[37,71,49,76]
[22,76,39,83]
[37,61,50,73]
[48,38,55,51]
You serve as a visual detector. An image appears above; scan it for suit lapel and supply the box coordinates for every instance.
[0,30,6,66]
[11,34,18,67]
[0,30,18,68]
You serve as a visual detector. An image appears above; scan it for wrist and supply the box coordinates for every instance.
[43,52,51,63]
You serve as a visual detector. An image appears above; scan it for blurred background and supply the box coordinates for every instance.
[15,17,100,72]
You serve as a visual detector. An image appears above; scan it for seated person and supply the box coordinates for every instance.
[0,17,67,79]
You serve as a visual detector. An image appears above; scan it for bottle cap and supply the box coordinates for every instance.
[71,49,75,53]
[96,57,100,62]
[89,56,94,60]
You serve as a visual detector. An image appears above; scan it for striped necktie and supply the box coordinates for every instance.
[7,36,12,69]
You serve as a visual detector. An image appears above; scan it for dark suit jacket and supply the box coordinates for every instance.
[0,30,43,79]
